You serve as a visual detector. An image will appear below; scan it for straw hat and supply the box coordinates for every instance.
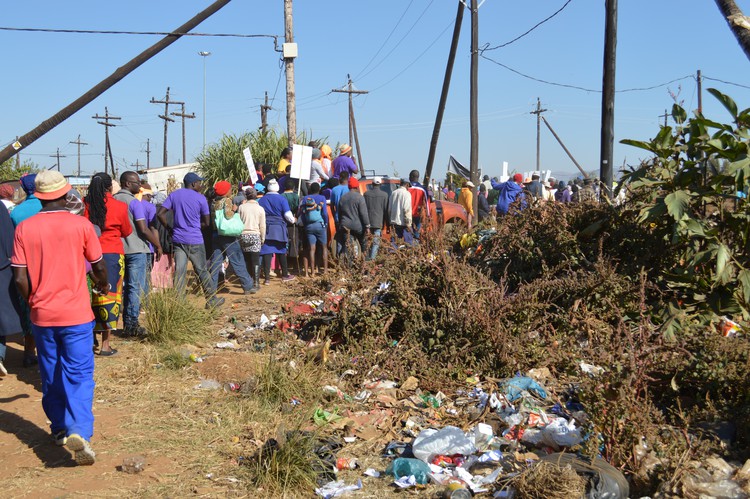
[34,171,71,200]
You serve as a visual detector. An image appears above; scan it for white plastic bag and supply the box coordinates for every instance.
[412,426,476,463]
[541,418,582,448]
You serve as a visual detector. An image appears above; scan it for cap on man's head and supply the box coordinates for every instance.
[532,174,540,180]
[20,174,37,195]
[183,172,204,186]
[513,173,524,183]
[340,144,352,155]
[372,177,382,185]
[524,177,532,183]
[466,181,475,188]
[254,182,266,193]
[483,175,489,181]
[311,148,322,160]
[348,177,359,189]
[268,179,280,192]
[35,170,71,200]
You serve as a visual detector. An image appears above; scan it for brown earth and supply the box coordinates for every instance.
[0,275,304,498]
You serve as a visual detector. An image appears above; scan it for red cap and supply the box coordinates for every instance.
[214,180,231,197]
[513,173,524,183]
[348,177,360,189]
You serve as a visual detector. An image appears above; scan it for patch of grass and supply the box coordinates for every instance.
[160,349,192,370]
[143,288,213,345]
[248,354,323,409]
[240,430,324,496]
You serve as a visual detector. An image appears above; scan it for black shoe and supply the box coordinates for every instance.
[206,297,225,309]
[124,324,149,337]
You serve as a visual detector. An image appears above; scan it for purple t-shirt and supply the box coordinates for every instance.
[332,155,358,178]
[129,198,146,221]
[141,200,156,224]
[162,188,209,245]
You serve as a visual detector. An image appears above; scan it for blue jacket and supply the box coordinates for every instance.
[490,179,525,215]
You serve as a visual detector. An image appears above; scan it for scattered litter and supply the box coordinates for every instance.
[343,436,357,443]
[313,408,342,426]
[363,468,381,478]
[501,377,547,402]
[579,362,605,376]
[719,316,742,337]
[314,479,362,498]
[412,426,476,464]
[195,379,222,390]
[215,341,237,349]
[121,455,146,474]
[393,475,418,488]
[387,457,431,485]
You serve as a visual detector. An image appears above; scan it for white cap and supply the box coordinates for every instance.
[372,177,382,185]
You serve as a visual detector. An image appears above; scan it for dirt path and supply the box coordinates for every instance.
[0,276,303,498]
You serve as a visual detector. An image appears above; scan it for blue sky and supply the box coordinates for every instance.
[2,0,750,183]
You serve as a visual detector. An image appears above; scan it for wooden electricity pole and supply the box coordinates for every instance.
[49,148,67,172]
[283,0,297,146]
[171,102,195,164]
[0,0,232,164]
[332,76,368,175]
[530,98,548,171]
[70,134,88,176]
[469,0,480,217]
[92,107,121,177]
[697,69,703,114]
[424,0,464,187]
[145,138,152,169]
[260,91,272,133]
[599,0,618,199]
[151,87,178,166]
[659,109,669,127]
[541,116,589,179]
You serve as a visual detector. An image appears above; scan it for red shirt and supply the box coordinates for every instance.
[447,191,456,202]
[409,186,427,218]
[84,192,132,254]
[11,211,103,327]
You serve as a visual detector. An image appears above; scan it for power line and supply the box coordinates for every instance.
[358,0,436,82]
[0,26,279,40]
[481,54,693,93]
[481,0,574,52]
[703,75,750,90]
[370,19,455,93]
[353,0,415,80]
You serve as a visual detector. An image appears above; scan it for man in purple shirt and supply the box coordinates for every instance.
[332,144,359,179]
[156,172,224,309]
[115,171,163,336]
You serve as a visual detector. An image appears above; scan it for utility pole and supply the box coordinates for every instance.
[530,98,548,172]
[131,159,144,171]
[332,76,369,174]
[69,134,88,176]
[541,116,589,179]
[599,0,618,200]
[145,138,152,170]
[659,109,669,127]
[0,0,232,164]
[283,0,297,146]
[49,148,67,172]
[15,136,20,170]
[92,107,121,177]
[260,91,273,133]
[171,102,195,164]
[469,0,480,219]
[697,69,703,115]
[151,87,178,167]
[424,0,465,187]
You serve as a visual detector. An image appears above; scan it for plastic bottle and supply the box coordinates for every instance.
[443,481,471,498]
[386,458,431,485]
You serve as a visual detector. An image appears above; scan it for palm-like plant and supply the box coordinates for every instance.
[197,129,319,187]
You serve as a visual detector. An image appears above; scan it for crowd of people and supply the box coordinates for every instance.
[0,139,602,466]
[438,172,603,227]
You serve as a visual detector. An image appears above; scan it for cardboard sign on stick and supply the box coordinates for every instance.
[243,147,258,185]
[290,144,312,180]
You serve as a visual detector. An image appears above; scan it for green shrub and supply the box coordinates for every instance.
[143,288,213,345]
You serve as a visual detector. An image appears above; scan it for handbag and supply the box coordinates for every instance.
[215,211,244,237]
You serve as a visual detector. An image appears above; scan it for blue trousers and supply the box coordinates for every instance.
[209,236,254,291]
[367,228,382,261]
[33,321,96,441]
[123,253,149,328]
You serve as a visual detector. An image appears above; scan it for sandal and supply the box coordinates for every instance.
[97,348,118,357]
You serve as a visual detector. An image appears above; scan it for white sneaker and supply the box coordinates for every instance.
[0,360,7,376]
[66,434,96,465]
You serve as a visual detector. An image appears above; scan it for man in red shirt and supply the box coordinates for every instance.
[12,171,108,466]
[408,170,431,241]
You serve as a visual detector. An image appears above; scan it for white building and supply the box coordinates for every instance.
[141,162,199,193]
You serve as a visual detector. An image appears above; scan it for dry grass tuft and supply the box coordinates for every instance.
[513,460,587,499]
[143,288,214,345]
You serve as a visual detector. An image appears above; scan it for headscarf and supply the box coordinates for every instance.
[20,174,37,195]
[268,179,280,193]
[63,191,85,215]
[0,183,13,200]
[320,144,332,159]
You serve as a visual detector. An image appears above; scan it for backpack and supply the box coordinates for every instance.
[304,196,323,224]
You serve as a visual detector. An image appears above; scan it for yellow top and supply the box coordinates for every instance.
[277,158,291,174]
[457,187,474,216]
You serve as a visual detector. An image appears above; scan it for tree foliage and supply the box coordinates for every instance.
[621,88,750,328]
[0,157,39,182]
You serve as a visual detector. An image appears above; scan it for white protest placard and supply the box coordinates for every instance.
[289,144,313,180]
[243,147,258,185]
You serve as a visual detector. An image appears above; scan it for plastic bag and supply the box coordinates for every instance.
[540,453,629,499]
[386,458,431,485]
[412,426,476,464]
[541,418,582,448]
[501,377,548,402]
